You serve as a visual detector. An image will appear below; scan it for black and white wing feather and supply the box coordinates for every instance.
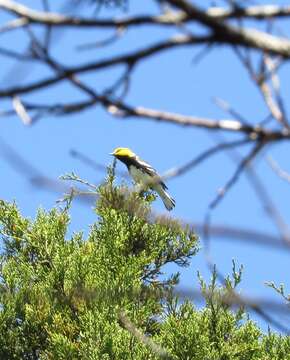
[133,156,168,190]
[129,156,175,210]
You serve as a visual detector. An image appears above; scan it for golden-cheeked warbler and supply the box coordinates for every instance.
[111,147,175,211]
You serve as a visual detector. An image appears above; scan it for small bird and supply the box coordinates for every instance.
[111,147,175,211]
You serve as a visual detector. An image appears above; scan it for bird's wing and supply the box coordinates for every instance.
[133,156,168,190]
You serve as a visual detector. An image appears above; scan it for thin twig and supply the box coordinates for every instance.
[119,311,173,359]
[211,107,290,245]
[76,27,125,51]
[12,96,32,125]
[162,138,251,180]
[0,17,28,34]
[209,141,264,210]
[267,156,290,184]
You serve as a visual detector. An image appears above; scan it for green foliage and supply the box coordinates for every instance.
[158,265,290,360]
[0,176,289,359]
[265,281,290,303]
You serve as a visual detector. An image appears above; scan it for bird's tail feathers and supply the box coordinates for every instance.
[157,188,175,211]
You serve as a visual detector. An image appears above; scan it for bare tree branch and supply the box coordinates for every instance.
[211,105,290,245]
[166,0,290,57]
[0,16,28,34]
[207,5,290,20]
[162,138,251,180]
[0,34,214,95]
[12,95,32,125]
[268,156,290,184]
[209,141,264,210]
[1,1,290,30]
[119,311,173,359]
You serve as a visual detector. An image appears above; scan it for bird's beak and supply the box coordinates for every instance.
[109,152,115,156]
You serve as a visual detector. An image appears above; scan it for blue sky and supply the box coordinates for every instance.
[1,0,290,332]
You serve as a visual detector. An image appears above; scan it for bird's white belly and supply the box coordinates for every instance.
[129,166,152,187]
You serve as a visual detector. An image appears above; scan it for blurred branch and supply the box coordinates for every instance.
[76,27,125,51]
[0,46,35,61]
[70,148,129,177]
[198,134,290,332]
[1,30,289,140]
[203,215,290,334]
[268,156,290,184]
[208,141,264,210]
[2,96,290,141]
[166,0,290,57]
[212,96,251,126]
[1,1,290,141]
[12,95,32,125]
[234,48,289,130]
[0,17,28,34]
[42,0,52,52]
[1,135,288,253]
[2,1,290,28]
[0,136,96,203]
[0,34,215,96]
[193,223,289,251]
[119,311,172,359]
[174,286,290,315]
[211,105,290,245]
[0,0,190,28]
[207,5,290,20]
[162,138,251,180]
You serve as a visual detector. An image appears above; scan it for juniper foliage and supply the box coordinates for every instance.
[0,173,289,359]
